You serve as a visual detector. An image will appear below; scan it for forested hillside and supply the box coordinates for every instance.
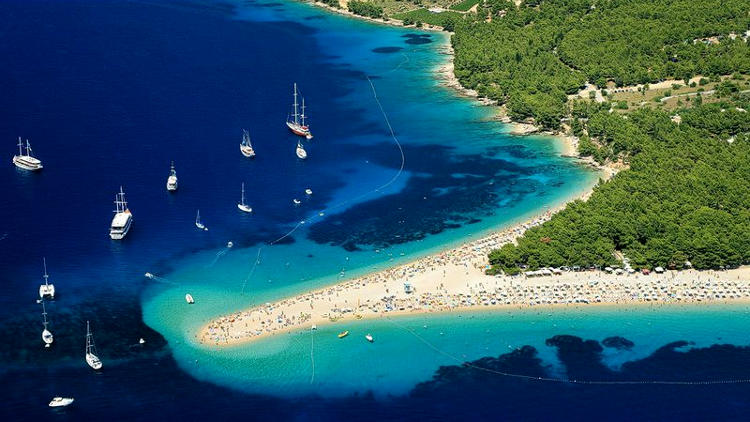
[452,0,750,129]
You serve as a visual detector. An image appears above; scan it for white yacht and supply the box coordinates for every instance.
[296,140,307,160]
[166,161,178,191]
[237,182,253,213]
[41,300,54,347]
[365,333,374,343]
[39,257,55,299]
[49,397,74,408]
[12,137,43,171]
[293,198,301,205]
[195,210,207,231]
[305,188,313,196]
[240,129,255,158]
[85,321,102,370]
[109,187,132,240]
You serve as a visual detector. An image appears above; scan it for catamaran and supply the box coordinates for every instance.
[240,129,255,158]
[109,187,132,240]
[12,137,43,171]
[237,182,252,213]
[296,140,307,159]
[85,321,102,370]
[41,300,54,347]
[166,161,178,191]
[286,83,313,139]
[195,210,207,231]
[39,257,55,299]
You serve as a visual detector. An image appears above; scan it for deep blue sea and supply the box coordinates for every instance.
[2,1,749,420]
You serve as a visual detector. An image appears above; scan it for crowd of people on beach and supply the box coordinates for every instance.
[199,210,750,346]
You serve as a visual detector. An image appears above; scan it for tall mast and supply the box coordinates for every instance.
[17,137,23,156]
[293,83,299,125]
[241,183,245,205]
[301,97,307,127]
[43,257,49,287]
[86,320,90,352]
[26,139,32,157]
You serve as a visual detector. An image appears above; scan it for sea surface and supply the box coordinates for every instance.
[1,1,749,420]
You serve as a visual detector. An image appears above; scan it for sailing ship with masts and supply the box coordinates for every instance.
[286,83,313,139]
[237,182,252,213]
[41,300,53,347]
[39,257,55,299]
[240,129,255,158]
[85,321,102,370]
[109,186,133,240]
[12,137,43,171]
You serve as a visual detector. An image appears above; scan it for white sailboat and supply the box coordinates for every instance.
[237,182,253,213]
[240,129,256,158]
[12,137,43,171]
[286,83,313,139]
[41,300,54,347]
[85,321,102,370]
[195,210,208,231]
[109,186,133,240]
[39,257,55,299]
[166,161,178,191]
[296,140,307,159]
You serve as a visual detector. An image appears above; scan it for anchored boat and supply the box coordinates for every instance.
[85,321,103,370]
[237,182,252,213]
[109,187,133,240]
[41,300,53,347]
[166,161,178,192]
[286,83,312,139]
[240,129,256,158]
[295,140,307,160]
[12,137,43,171]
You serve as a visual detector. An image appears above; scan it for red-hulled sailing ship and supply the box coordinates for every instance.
[286,83,313,139]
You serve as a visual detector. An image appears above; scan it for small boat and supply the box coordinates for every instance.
[41,300,53,347]
[109,187,133,240]
[240,129,256,158]
[48,397,74,408]
[311,324,317,331]
[195,210,208,231]
[286,83,312,138]
[296,140,307,159]
[237,182,252,213]
[365,334,373,343]
[293,198,301,205]
[337,330,349,339]
[305,189,313,195]
[85,321,103,370]
[39,257,55,299]
[227,241,234,248]
[166,161,178,192]
[144,272,154,279]
[139,338,146,344]
[12,137,43,171]
[185,293,194,304]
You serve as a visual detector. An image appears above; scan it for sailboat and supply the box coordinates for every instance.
[286,83,313,139]
[195,210,208,231]
[296,140,307,159]
[166,161,178,191]
[41,300,53,347]
[85,321,102,370]
[12,137,43,171]
[109,186,133,240]
[39,257,55,299]
[240,129,255,158]
[237,182,253,213]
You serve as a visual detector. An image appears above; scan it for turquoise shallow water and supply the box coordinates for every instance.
[140,0,604,397]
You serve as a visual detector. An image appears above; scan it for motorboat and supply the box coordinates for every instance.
[365,334,373,343]
[337,330,349,339]
[305,188,313,195]
[185,293,194,304]
[48,397,74,408]
[166,161,178,191]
